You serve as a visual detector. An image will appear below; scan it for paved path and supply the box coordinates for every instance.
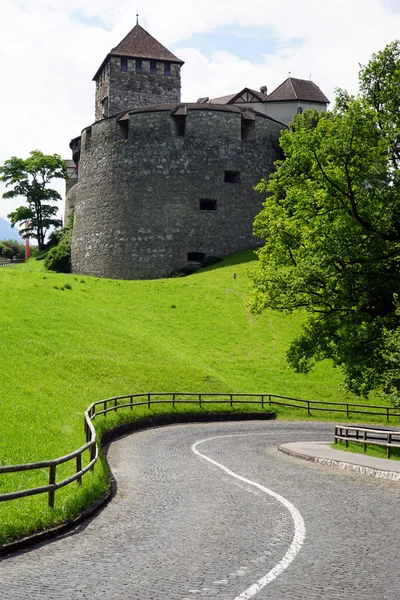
[1,421,400,599]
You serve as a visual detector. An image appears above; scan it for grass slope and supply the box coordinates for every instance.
[0,249,393,544]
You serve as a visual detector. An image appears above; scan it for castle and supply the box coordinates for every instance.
[66,22,329,280]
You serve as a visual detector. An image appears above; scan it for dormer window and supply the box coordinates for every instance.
[164,62,171,76]
[150,60,157,75]
[136,59,142,73]
[121,58,128,72]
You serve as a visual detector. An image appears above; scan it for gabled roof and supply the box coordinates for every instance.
[93,24,184,80]
[227,87,267,104]
[203,87,267,105]
[265,77,329,104]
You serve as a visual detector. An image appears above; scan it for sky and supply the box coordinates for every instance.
[1,0,400,224]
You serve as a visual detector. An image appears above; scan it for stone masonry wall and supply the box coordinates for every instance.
[71,107,283,279]
[95,61,111,121]
[109,57,180,119]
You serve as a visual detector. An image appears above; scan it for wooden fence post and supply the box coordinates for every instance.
[76,454,82,485]
[48,464,56,508]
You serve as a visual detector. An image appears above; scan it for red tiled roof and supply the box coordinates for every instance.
[265,77,329,104]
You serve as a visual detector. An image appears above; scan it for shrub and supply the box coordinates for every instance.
[0,239,25,259]
[44,243,71,273]
[2,246,13,259]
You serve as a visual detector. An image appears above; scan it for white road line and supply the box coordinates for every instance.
[191,434,306,600]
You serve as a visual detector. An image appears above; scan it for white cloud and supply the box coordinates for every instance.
[1,0,399,223]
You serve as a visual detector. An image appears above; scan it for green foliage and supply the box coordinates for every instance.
[44,212,73,273]
[251,40,400,399]
[0,150,66,250]
[44,243,71,273]
[1,246,13,259]
[0,239,26,259]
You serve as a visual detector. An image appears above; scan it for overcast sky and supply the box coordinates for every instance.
[1,0,400,223]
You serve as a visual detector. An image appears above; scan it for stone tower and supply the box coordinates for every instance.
[93,23,184,121]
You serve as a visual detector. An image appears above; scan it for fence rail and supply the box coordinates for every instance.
[1,392,400,508]
[334,425,400,458]
[0,259,26,267]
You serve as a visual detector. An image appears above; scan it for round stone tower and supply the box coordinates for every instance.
[70,104,283,279]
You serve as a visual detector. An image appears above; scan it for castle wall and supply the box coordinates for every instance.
[95,57,181,121]
[95,60,111,121]
[71,107,283,280]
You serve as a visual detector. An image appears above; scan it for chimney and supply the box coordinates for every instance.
[260,86,268,96]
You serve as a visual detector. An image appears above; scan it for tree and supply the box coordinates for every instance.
[0,150,66,250]
[250,41,400,401]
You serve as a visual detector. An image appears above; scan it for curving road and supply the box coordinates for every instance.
[1,421,400,599]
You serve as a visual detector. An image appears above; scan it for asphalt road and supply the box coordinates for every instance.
[1,421,400,599]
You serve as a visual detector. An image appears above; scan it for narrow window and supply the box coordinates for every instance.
[199,199,217,211]
[136,59,142,73]
[150,60,157,74]
[297,107,303,114]
[173,115,186,137]
[241,118,255,140]
[121,57,128,72]
[188,252,205,263]
[118,120,129,140]
[225,170,241,183]
[164,62,171,76]
[85,127,92,150]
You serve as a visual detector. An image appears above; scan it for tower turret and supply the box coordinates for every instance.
[93,23,184,121]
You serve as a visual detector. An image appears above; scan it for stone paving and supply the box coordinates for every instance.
[1,421,400,599]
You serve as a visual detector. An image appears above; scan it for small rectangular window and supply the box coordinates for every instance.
[188,252,205,263]
[150,60,157,74]
[199,199,217,211]
[121,58,128,72]
[297,107,303,114]
[173,115,186,137]
[118,120,129,140]
[225,170,241,183]
[136,59,142,73]
[241,119,255,140]
[164,62,171,76]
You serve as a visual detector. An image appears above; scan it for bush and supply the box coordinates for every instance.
[0,239,25,259]
[44,212,73,273]
[44,243,71,273]
[1,246,13,259]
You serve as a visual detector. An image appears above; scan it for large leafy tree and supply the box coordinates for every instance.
[251,41,400,401]
[0,150,66,250]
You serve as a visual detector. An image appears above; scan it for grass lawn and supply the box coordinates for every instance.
[0,248,397,545]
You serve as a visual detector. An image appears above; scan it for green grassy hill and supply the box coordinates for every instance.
[0,249,388,543]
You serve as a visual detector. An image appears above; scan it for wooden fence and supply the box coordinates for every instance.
[1,392,400,508]
[0,259,26,267]
[334,425,400,458]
